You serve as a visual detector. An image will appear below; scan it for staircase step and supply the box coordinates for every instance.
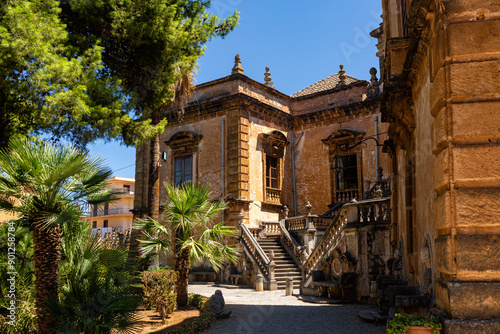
[255,237,302,289]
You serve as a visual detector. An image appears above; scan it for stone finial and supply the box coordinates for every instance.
[337,64,347,86]
[369,67,378,85]
[306,201,312,215]
[264,67,274,88]
[366,67,380,98]
[281,204,289,219]
[237,210,244,224]
[231,54,244,75]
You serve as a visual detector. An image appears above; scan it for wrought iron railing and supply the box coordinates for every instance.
[89,207,132,217]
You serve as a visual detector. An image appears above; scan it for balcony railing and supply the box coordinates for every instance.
[265,188,281,203]
[284,215,338,232]
[335,189,359,203]
[89,208,132,217]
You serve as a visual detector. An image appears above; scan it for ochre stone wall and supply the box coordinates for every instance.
[135,68,388,234]
[380,0,500,328]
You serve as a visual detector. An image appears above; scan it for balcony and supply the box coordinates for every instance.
[265,188,281,204]
[335,189,359,203]
[89,207,132,217]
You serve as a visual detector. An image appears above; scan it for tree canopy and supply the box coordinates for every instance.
[0,0,238,148]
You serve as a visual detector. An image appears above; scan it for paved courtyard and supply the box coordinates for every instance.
[189,285,386,334]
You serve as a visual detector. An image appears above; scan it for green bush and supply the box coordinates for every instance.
[387,313,442,334]
[141,270,178,324]
[0,224,36,333]
[47,227,141,334]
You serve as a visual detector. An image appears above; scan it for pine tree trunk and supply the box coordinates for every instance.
[33,224,61,334]
[175,247,190,307]
[147,109,161,269]
[147,109,161,223]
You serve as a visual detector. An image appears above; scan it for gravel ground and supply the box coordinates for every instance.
[189,284,386,334]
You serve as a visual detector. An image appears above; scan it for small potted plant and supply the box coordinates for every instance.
[387,313,442,334]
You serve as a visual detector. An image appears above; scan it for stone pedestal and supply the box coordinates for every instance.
[256,274,263,291]
[286,277,293,296]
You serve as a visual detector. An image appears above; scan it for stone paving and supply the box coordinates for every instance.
[188,284,386,334]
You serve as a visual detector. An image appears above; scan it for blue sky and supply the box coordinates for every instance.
[88,0,383,179]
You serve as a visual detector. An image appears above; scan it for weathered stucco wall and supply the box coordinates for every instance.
[294,113,390,216]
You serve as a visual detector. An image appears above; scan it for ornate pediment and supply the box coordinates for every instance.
[259,130,289,147]
[259,131,289,158]
[322,129,365,148]
[164,131,202,155]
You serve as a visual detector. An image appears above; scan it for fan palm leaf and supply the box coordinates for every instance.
[0,137,112,333]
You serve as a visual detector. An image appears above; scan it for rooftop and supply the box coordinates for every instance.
[291,73,361,98]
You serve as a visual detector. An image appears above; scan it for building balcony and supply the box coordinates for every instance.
[265,188,281,204]
[89,208,133,217]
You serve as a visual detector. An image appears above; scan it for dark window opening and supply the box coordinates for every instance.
[92,205,97,216]
[123,185,130,193]
[104,202,109,216]
[92,221,97,229]
[336,154,359,190]
[266,156,278,189]
[103,220,108,228]
[174,155,193,186]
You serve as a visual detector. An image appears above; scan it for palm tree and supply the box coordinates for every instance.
[135,182,238,306]
[0,137,113,333]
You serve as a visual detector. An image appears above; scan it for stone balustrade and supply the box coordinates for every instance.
[239,223,271,280]
[279,219,305,268]
[284,215,337,231]
[335,189,359,202]
[303,210,348,286]
[265,188,281,203]
[263,221,280,234]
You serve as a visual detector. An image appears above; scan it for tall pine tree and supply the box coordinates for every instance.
[60,0,238,224]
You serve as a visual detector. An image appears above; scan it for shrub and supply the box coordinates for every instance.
[0,224,36,333]
[47,232,141,333]
[387,313,442,334]
[141,270,178,324]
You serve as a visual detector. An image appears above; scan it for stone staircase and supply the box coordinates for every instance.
[258,236,302,289]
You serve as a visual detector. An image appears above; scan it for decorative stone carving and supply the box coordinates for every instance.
[392,248,404,279]
[420,246,433,295]
[264,67,274,87]
[366,67,380,98]
[337,64,347,86]
[208,290,232,318]
[259,130,289,158]
[305,201,312,216]
[164,131,202,156]
[281,204,289,219]
[231,54,244,75]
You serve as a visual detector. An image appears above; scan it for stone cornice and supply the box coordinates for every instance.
[164,93,380,130]
[195,73,292,101]
[402,0,443,84]
[293,97,381,129]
